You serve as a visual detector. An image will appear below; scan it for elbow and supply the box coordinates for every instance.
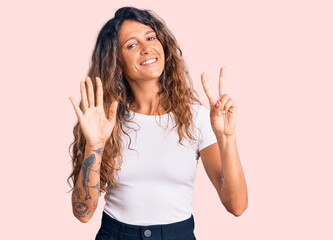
[222,199,248,217]
[73,212,92,223]
[74,215,90,223]
[232,204,248,217]
[72,208,94,223]
[233,209,245,217]
[77,216,90,223]
[221,192,248,217]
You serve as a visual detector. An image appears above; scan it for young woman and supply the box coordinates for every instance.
[68,6,247,240]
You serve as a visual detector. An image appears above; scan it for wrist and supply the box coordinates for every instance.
[86,142,105,150]
[215,133,236,141]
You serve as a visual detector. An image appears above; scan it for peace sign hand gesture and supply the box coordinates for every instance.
[201,66,237,137]
[69,76,119,148]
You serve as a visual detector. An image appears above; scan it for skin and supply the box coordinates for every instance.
[71,147,103,222]
[200,67,248,216]
[117,20,166,115]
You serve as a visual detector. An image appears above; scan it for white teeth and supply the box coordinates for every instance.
[141,58,157,65]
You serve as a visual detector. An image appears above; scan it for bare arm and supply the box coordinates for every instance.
[69,76,118,222]
[72,144,103,223]
[217,134,247,216]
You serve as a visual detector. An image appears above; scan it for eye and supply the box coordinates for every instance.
[127,36,155,49]
[127,43,137,49]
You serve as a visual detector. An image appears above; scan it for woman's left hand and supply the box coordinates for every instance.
[201,66,238,137]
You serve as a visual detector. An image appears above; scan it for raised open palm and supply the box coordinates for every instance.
[69,76,119,148]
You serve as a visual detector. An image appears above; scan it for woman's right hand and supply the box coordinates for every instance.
[69,76,119,148]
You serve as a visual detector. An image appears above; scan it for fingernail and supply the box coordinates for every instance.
[215,101,220,107]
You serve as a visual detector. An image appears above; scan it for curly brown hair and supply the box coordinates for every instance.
[67,6,203,196]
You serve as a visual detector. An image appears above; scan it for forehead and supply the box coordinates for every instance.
[118,20,154,42]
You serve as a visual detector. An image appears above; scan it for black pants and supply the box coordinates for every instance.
[95,211,197,240]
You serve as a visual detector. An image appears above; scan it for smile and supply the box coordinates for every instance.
[140,58,158,66]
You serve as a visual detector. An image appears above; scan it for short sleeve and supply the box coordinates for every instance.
[196,105,217,152]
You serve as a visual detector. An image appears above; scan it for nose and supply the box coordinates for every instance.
[140,42,153,55]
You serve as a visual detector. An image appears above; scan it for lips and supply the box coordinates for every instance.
[140,57,158,66]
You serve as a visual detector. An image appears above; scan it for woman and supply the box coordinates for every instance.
[68,6,247,240]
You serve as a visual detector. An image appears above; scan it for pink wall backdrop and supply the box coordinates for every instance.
[1,0,332,239]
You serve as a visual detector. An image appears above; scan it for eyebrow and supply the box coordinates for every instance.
[121,30,155,47]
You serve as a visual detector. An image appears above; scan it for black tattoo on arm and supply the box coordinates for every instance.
[221,166,225,188]
[81,152,101,200]
[93,147,104,157]
[73,186,82,200]
[73,202,88,215]
[73,148,102,220]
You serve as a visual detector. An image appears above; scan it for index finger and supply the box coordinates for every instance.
[201,73,218,107]
[219,66,226,96]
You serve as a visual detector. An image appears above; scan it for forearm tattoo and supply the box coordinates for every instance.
[73,147,103,218]
[93,147,103,157]
[221,166,225,188]
[73,202,90,216]
[81,153,100,200]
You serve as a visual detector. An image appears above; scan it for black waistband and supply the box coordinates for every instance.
[100,211,195,239]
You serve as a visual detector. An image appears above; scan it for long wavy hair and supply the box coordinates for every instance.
[67,6,203,196]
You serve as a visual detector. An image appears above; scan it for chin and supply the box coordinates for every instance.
[143,70,164,80]
[153,71,165,80]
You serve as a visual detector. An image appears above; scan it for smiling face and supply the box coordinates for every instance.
[117,20,165,83]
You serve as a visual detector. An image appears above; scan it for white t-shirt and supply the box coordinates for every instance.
[103,104,217,225]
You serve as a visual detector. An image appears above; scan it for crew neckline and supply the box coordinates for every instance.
[128,110,171,118]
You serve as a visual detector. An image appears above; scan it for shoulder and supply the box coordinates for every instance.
[191,104,210,119]
[189,104,211,130]
[191,104,208,114]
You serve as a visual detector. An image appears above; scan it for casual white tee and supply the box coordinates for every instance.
[103,104,217,225]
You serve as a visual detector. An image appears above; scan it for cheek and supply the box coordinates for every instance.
[159,46,165,63]
[158,43,164,55]
[154,44,164,61]
[122,53,137,70]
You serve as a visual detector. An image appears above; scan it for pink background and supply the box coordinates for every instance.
[1,0,333,239]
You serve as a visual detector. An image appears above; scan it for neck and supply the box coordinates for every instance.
[127,80,166,115]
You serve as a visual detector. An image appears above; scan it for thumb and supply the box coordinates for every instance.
[108,100,119,120]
